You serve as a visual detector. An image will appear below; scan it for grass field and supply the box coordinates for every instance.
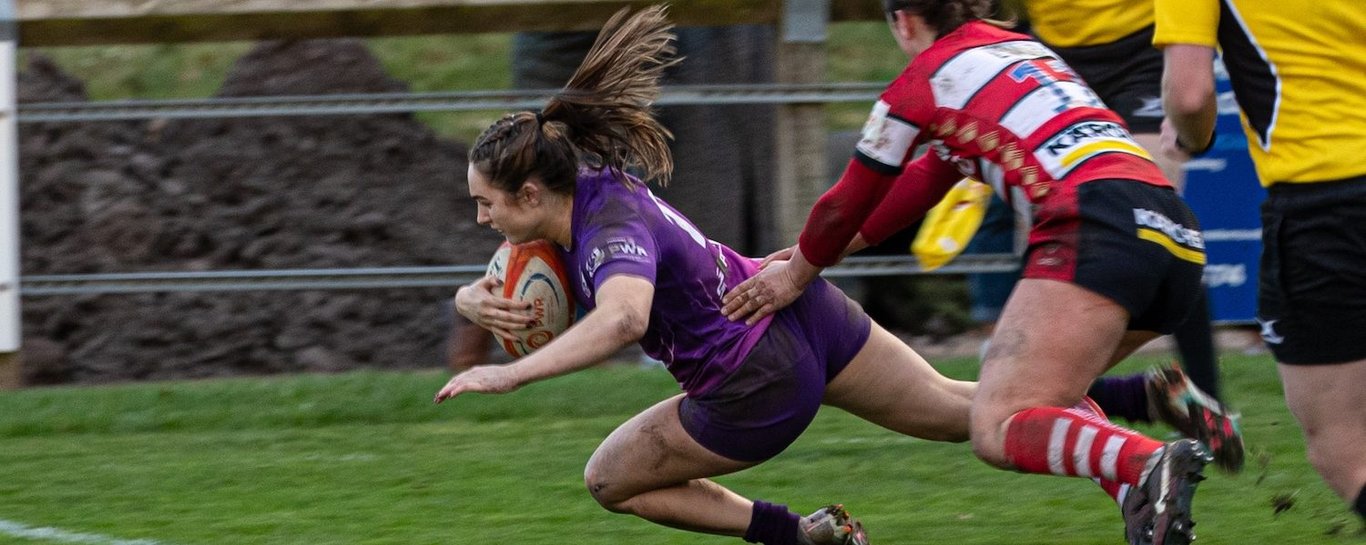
[0,353,1360,545]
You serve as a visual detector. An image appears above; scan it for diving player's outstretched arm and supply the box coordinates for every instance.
[435,275,653,403]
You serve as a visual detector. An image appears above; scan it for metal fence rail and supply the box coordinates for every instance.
[18,83,885,123]
[14,79,1024,297]
[823,254,1020,278]
[18,254,1021,296]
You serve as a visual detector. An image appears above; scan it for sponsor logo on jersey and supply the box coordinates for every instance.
[586,247,605,277]
[585,237,651,277]
[1133,208,1206,264]
[1036,121,1152,178]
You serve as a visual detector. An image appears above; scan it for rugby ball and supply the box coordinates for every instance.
[485,240,575,357]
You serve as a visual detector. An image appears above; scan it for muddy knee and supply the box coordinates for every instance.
[583,464,632,513]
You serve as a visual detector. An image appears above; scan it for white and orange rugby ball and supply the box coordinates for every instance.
[486,240,576,357]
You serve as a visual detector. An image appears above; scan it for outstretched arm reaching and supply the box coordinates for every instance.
[435,274,654,403]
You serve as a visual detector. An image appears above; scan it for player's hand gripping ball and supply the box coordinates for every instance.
[485,241,576,357]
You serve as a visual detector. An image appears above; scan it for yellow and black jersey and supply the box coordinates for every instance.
[1023,0,1153,48]
[1154,0,1366,186]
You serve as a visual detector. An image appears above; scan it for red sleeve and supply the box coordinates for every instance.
[858,153,965,246]
[797,158,897,267]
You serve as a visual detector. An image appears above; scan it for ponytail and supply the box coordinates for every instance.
[469,6,679,194]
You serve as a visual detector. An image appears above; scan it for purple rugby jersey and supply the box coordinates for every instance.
[557,168,772,395]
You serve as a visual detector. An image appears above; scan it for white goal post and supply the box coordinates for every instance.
[0,0,16,352]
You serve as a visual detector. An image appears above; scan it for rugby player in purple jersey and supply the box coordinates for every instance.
[432,7,978,545]
[433,6,1239,545]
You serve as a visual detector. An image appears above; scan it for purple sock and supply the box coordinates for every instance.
[744,500,801,545]
[1087,373,1152,423]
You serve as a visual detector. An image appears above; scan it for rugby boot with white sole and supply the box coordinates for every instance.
[1122,439,1214,545]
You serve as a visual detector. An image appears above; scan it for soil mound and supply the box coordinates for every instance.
[18,41,503,384]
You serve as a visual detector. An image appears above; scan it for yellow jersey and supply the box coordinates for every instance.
[1154,0,1366,186]
[1023,0,1154,48]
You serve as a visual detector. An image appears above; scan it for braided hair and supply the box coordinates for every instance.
[468,5,679,195]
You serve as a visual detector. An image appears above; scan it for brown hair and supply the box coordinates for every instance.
[468,6,679,195]
[883,0,998,36]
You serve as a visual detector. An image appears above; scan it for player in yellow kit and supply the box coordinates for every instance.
[1155,0,1366,523]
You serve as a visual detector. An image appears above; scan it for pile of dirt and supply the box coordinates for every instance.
[17,41,504,384]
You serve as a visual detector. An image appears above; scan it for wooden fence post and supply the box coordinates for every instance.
[0,352,19,389]
[773,0,830,246]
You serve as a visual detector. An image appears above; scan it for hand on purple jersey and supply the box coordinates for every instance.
[434,364,522,404]
[454,275,536,343]
[722,257,809,326]
[759,245,797,269]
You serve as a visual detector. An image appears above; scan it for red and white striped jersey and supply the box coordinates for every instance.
[859,21,1170,206]
[799,21,1171,266]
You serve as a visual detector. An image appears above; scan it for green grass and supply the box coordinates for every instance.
[0,353,1359,545]
[827,21,907,131]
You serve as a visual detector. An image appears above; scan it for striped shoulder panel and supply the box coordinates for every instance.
[930,40,1055,111]
[1217,0,1280,151]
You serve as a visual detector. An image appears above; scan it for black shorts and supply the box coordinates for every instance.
[1024,180,1205,334]
[1258,175,1366,365]
[1049,26,1164,133]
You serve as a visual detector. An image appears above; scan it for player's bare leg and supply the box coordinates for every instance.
[1278,359,1366,507]
[823,322,973,442]
[584,394,757,535]
[970,278,1211,545]
[585,395,871,544]
[970,278,1140,466]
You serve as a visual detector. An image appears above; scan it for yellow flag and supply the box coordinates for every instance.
[911,179,994,271]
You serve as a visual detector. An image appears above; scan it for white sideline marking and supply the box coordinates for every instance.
[0,519,165,545]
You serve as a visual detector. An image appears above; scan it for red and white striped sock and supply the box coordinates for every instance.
[1004,397,1163,501]
[1068,398,1138,503]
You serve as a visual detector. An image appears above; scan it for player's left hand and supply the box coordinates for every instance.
[433,365,522,403]
[455,276,535,342]
[722,259,807,325]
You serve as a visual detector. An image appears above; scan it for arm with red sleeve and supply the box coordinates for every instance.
[858,152,965,246]
[796,158,899,267]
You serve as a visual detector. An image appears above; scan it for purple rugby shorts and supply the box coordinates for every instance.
[678,278,871,462]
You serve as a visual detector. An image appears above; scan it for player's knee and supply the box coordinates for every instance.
[968,418,1011,468]
[583,467,631,513]
[1301,438,1343,480]
[969,437,1009,469]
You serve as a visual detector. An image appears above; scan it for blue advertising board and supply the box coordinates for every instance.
[1181,61,1264,323]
